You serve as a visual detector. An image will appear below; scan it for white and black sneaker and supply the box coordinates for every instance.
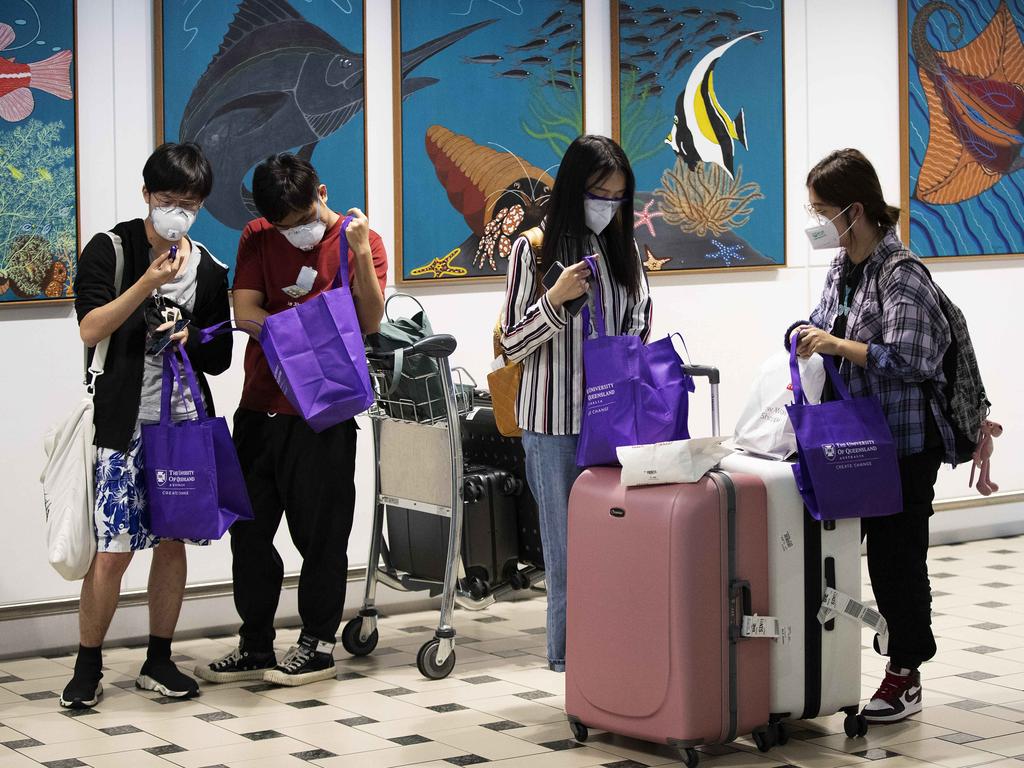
[263,633,336,687]
[136,658,199,699]
[59,668,103,709]
[862,664,922,723]
[195,647,277,684]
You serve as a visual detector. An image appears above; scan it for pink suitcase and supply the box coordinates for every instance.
[565,367,772,768]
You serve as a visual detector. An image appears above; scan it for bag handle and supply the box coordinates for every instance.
[330,215,355,291]
[198,318,264,344]
[385,292,427,323]
[580,254,605,338]
[789,331,851,405]
[160,345,208,425]
[84,231,126,391]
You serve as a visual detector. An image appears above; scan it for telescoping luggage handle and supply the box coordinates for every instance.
[682,364,720,437]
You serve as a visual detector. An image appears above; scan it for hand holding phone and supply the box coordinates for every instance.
[146,318,190,356]
[543,260,590,316]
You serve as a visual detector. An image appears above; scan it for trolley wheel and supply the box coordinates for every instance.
[775,722,789,746]
[680,747,699,768]
[416,639,456,680]
[341,617,378,657]
[466,576,490,601]
[569,721,589,743]
[844,712,869,738]
[753,728,773,752]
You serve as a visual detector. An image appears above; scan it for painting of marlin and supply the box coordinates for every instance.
[179,0,495,229]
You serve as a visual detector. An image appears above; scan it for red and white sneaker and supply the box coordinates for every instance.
[862,664,922,723]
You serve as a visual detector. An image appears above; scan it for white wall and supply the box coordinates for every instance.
[0,0,1020,614]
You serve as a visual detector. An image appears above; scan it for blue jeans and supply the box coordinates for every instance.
[521,431,582,672]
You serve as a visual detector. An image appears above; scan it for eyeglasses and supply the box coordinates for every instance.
[804,202,833,223]
[151,193,203,213]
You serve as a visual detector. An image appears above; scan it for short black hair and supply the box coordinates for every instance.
[142,142,213,200]
[251,153,321,224]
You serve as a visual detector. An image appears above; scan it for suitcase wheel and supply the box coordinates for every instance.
[844,712,868,739]
[417,639,456,680]
[341,617,379,657]
[753,729,772,753]
[569,721,588,743]
[677,747,699,768]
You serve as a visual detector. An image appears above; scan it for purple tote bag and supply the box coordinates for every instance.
[576,255,693,467]
[202,216,373,432]
[142,347,253,540]
[786,339,902,521]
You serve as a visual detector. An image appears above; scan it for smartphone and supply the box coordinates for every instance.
[167,245,178,265]
[146,318,190,356]
[542,261,589,317]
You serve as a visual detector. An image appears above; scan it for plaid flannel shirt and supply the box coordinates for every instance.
[805,230,955,460]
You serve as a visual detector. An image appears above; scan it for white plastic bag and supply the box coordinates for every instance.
[732,351,826,459]
[617,437,734,487]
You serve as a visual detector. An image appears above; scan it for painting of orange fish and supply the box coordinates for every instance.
[902,0,1024,260]
[0,22,72,122]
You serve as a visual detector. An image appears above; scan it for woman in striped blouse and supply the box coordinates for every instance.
[499,135,652,672]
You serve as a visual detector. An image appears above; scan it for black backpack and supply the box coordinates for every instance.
[876,254,990,464]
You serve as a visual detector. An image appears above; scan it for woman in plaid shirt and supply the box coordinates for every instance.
[788,149,953,726]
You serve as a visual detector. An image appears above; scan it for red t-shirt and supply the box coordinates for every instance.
[232,215,388,415]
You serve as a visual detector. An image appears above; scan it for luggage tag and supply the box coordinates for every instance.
[741,614,781,639]
[818,586,890,653]
[283,266,318,299]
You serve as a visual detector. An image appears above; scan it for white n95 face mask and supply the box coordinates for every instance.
[150,206,197,242]
[805,203,857,250]
[280,198,326,251]
[584,196,623,234]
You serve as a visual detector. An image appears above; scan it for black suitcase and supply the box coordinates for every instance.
[385,464,521,593]
[461,407,545,570]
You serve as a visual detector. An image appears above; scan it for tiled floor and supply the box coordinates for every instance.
[2,535,1024,768]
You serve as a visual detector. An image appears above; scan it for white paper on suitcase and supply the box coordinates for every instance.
[732,352,826,459]
[617,437,733,486]
[818,586,890,652]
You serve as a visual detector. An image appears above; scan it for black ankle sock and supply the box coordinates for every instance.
[75,644,102,671]
[147,635,172,662]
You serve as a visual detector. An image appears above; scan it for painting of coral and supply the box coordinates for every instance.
[157,0,367,279]
[0,0,77,305]
[613,1,785,273]
[394,0,584,282]
[901,0,1024,260]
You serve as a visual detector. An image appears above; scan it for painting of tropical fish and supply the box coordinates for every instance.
[396,1,584,282]
[0,0,78,306]
[665,31,762,179]
[903,0,1024,259]
[0,22,71,122]
[613,2,783,274]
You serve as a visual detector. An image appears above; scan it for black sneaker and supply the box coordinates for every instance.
[136,658,199,699]
[263,633,336,687]
[59,668,103,709]
[862,664,923,723]
[194,647,277,684]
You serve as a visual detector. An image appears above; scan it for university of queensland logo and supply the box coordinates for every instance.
[822,444,837,462]
[156,470,168,487]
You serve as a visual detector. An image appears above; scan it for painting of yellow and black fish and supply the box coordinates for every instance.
[0,0,77,306]
[901,0,1024,260]
[395,0,585,283]
[613,0,784,272]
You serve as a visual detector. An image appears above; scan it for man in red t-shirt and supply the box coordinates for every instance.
[195,154,386,687]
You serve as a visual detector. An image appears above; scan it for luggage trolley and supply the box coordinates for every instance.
[341,331,479,679]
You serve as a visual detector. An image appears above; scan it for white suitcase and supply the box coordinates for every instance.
[719,452,866,743]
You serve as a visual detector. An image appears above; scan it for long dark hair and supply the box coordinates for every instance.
[806,148,900,231]
[540,135,641,297]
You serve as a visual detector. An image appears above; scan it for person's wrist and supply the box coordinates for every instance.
[545,288,563,308]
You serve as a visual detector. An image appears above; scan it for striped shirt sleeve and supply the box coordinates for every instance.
[500,234,568,363]
[621,240,653,341]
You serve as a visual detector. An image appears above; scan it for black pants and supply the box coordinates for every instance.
[862,447,944,671]
[230,409,357,651]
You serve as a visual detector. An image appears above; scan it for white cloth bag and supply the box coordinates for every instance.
[617,437,734,486]
[732,351,826,459]
[40,232,123,580]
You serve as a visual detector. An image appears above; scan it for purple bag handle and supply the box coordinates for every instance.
[330,215,355,290]
[789,331,852,405]
[160,345,208,425]
[580,255,604,338]
[198,318,264,344]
